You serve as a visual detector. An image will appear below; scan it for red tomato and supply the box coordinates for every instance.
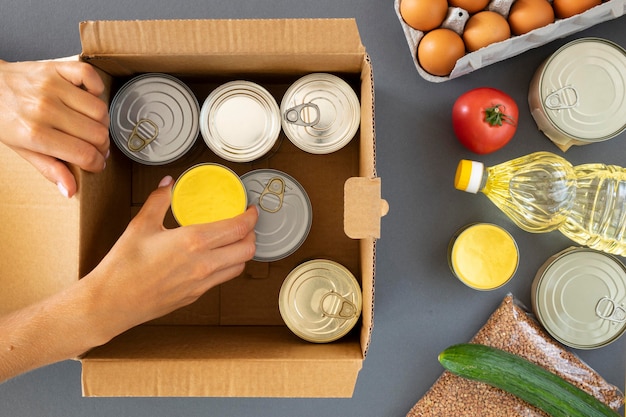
[452,87,519,154]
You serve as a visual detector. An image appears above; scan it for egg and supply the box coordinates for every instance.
[400,0,448,32]
[417,28,466,76]
[463,11,511,52]
[552,0,601,19]
[448,0,490,14]
[508,0,554,35]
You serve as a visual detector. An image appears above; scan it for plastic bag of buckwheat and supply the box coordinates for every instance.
[407,294,624,417]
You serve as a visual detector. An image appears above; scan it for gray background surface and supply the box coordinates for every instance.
[1,1,625,416]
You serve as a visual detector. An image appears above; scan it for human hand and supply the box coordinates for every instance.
[0,59,110,198]
[81,176,258,344]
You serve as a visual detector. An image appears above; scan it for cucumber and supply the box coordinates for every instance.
[438,343,620,417]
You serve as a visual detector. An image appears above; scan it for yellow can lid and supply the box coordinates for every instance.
[171,163,247,226]
[454,159,483,193]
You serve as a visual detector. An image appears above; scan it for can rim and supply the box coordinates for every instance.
[240,169,312,262]
[537,37,626,143]
[109,73,200,165]
[279,259,362,343]
[200,81,281,162]
[280,73,360,154]
[532,247,626,349]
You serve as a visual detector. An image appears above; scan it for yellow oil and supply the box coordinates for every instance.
[478,152,626,256]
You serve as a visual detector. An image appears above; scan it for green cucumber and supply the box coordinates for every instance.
[438,343,620,417]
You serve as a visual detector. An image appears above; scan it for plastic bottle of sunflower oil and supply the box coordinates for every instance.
[454,151,626,256]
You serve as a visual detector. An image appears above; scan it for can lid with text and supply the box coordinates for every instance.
[110,73,200,165]
[532,247,626,349]
[241,169,312,262]
[200,81,281,162]
[533,38,626,144]
[279,260,362,343]
[280,73,360,154]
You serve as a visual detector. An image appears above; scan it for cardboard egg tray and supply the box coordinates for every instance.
[394,0,626,82]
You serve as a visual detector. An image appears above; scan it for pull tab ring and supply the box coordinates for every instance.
[284,103,321,127]
[596,296,626,323]
[544,86,579,111]
[319,291,358,320]
[259,177,285,213]
[128,119,159,152]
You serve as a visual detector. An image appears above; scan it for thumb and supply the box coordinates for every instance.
[134,176,174,228]
[14,147,77,198]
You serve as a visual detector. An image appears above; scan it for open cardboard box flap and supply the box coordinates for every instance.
[0,18,386,398]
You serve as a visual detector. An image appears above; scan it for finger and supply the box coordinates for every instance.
[200,262,247,290]
[133,176,174,230]
[191,205,259,249]
[55,61,105,97]
[46,101,110,155]
[13,147,77,198]
[27,127,107,173]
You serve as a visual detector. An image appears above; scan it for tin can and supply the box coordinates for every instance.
[110,73,200,165]
[532,247,626,349]
[200,81,281,162]
[448,223,519,291]
[171,163,247,227]
[279,260,362,343]
[240,169,312,262]
[529,38,626,150]
[280,73,360,154]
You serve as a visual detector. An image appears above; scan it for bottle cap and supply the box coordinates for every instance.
[454,160,484,193]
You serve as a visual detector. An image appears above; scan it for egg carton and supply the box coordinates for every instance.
[395,0,626,82]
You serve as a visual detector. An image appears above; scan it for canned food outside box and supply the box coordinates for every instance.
[532,247,626,349]
[171,163,247,226]
[110,73,200,165]
[448,223,519,291]
[279,260,362,343]
[241,169,312,262]
[200,81,281,162]
[529,38,626,151]
[280,73,360,154]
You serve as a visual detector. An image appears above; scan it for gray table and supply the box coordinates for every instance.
[1,1,625,416]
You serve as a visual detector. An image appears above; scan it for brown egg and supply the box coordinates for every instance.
[552,0,601,18]
[463,11,511,52]
[508,0,554,35]
[448,0,490,14]
[418,28,466,76]
[400,0,448,32]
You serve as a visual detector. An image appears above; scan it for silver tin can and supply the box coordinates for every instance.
[531,247,626,349]
[280,73,360,154]
[200,81,281,162]
[110,73,200,165]
[529,38,626,150]
[279,260,362,343]
[240,169,312,262]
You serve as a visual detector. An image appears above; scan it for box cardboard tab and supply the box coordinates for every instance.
[0,18,385,397]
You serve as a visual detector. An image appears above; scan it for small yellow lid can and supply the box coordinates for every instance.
[171,163,247,226]
[448,223,519,290]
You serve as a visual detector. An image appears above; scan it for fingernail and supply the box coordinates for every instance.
[105,149,111,159]
[57,182,70,198]
[158,175,173,188]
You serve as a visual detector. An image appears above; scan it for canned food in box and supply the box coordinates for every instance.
[280,73,360,154]
[110,73,200,165]
[200,81,281,162]
[171,163,247,226]
[241,169,312,262]
[532,247,626,349]
[279,260,362,343]
[448,223,519,291]
[529,38,626,151]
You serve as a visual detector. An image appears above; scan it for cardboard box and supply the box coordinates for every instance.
[395,0,626,82]
[0,19,387,397]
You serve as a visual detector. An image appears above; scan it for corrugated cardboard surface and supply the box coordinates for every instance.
[72,18,384,397]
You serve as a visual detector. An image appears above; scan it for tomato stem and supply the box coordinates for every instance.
[484,104,516,127]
